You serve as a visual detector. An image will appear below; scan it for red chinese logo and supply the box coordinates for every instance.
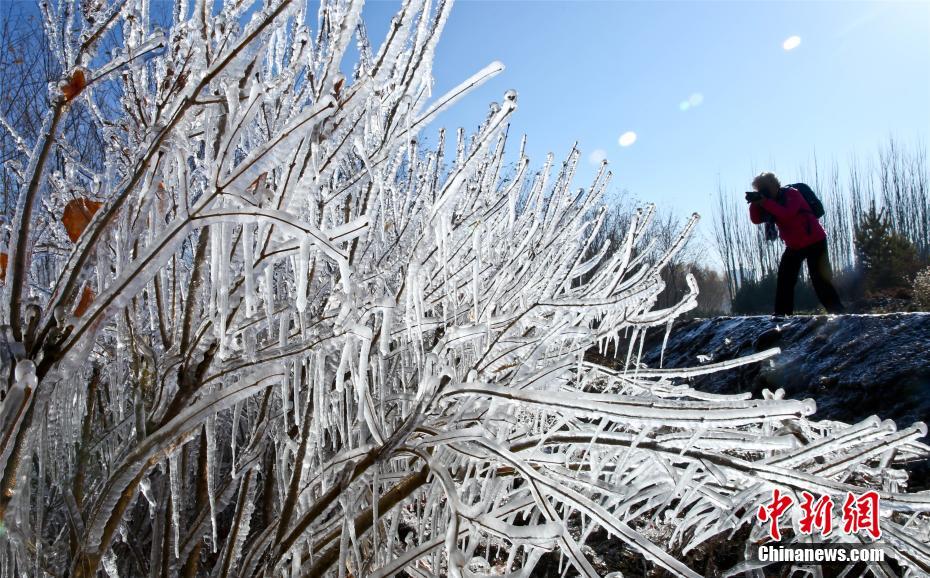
[842,491,882,539]
[756,488,881,540]
[798,491,834,536]
[757,488,794,541]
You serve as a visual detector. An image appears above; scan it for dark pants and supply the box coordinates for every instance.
[775,239,844,315]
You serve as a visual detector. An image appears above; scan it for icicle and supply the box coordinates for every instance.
[205,415,218,551]
[279,310,289,348]
[660,318,674,368]
[293,360,302,428]
[295,236,310,312]
[280,312,291,427]
[169,451,182,557]
[231,401,242,476]
[379,300,393,355]
[264,264,275,334]
[243,222,257,317]
[312,352,323,434]
[624,328,639,371]
[244,326,256,361]
[262,263,274,322]
[217,221,230,357]
[335,338,352,393]
[209,225,220,321]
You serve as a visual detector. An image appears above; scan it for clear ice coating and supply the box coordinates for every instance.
[0,1,927,577]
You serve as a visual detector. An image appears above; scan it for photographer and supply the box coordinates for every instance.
[747,172,844,316]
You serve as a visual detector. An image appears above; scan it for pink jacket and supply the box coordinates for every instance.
[749,187,826,250]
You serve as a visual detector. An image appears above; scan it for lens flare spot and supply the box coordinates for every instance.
[783,35,801,51]
[618,131,637,147]
[681,92,703,112]
[588,149,608,165]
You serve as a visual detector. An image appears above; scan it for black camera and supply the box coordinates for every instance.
[745,190,763,203]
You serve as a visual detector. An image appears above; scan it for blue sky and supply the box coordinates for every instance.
[362,0,930,225]
[4,0,926,235]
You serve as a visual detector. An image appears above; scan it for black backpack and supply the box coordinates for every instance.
[788,182,825,219]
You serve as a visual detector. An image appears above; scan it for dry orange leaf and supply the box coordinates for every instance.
[74,285,94,317]
[62,198,103,243]
[61,69,87,102]
[155,182,171,214]
[0,252,7,283]
[245,172,268,195]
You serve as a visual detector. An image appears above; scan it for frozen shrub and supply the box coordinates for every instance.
[0,1,928,576]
